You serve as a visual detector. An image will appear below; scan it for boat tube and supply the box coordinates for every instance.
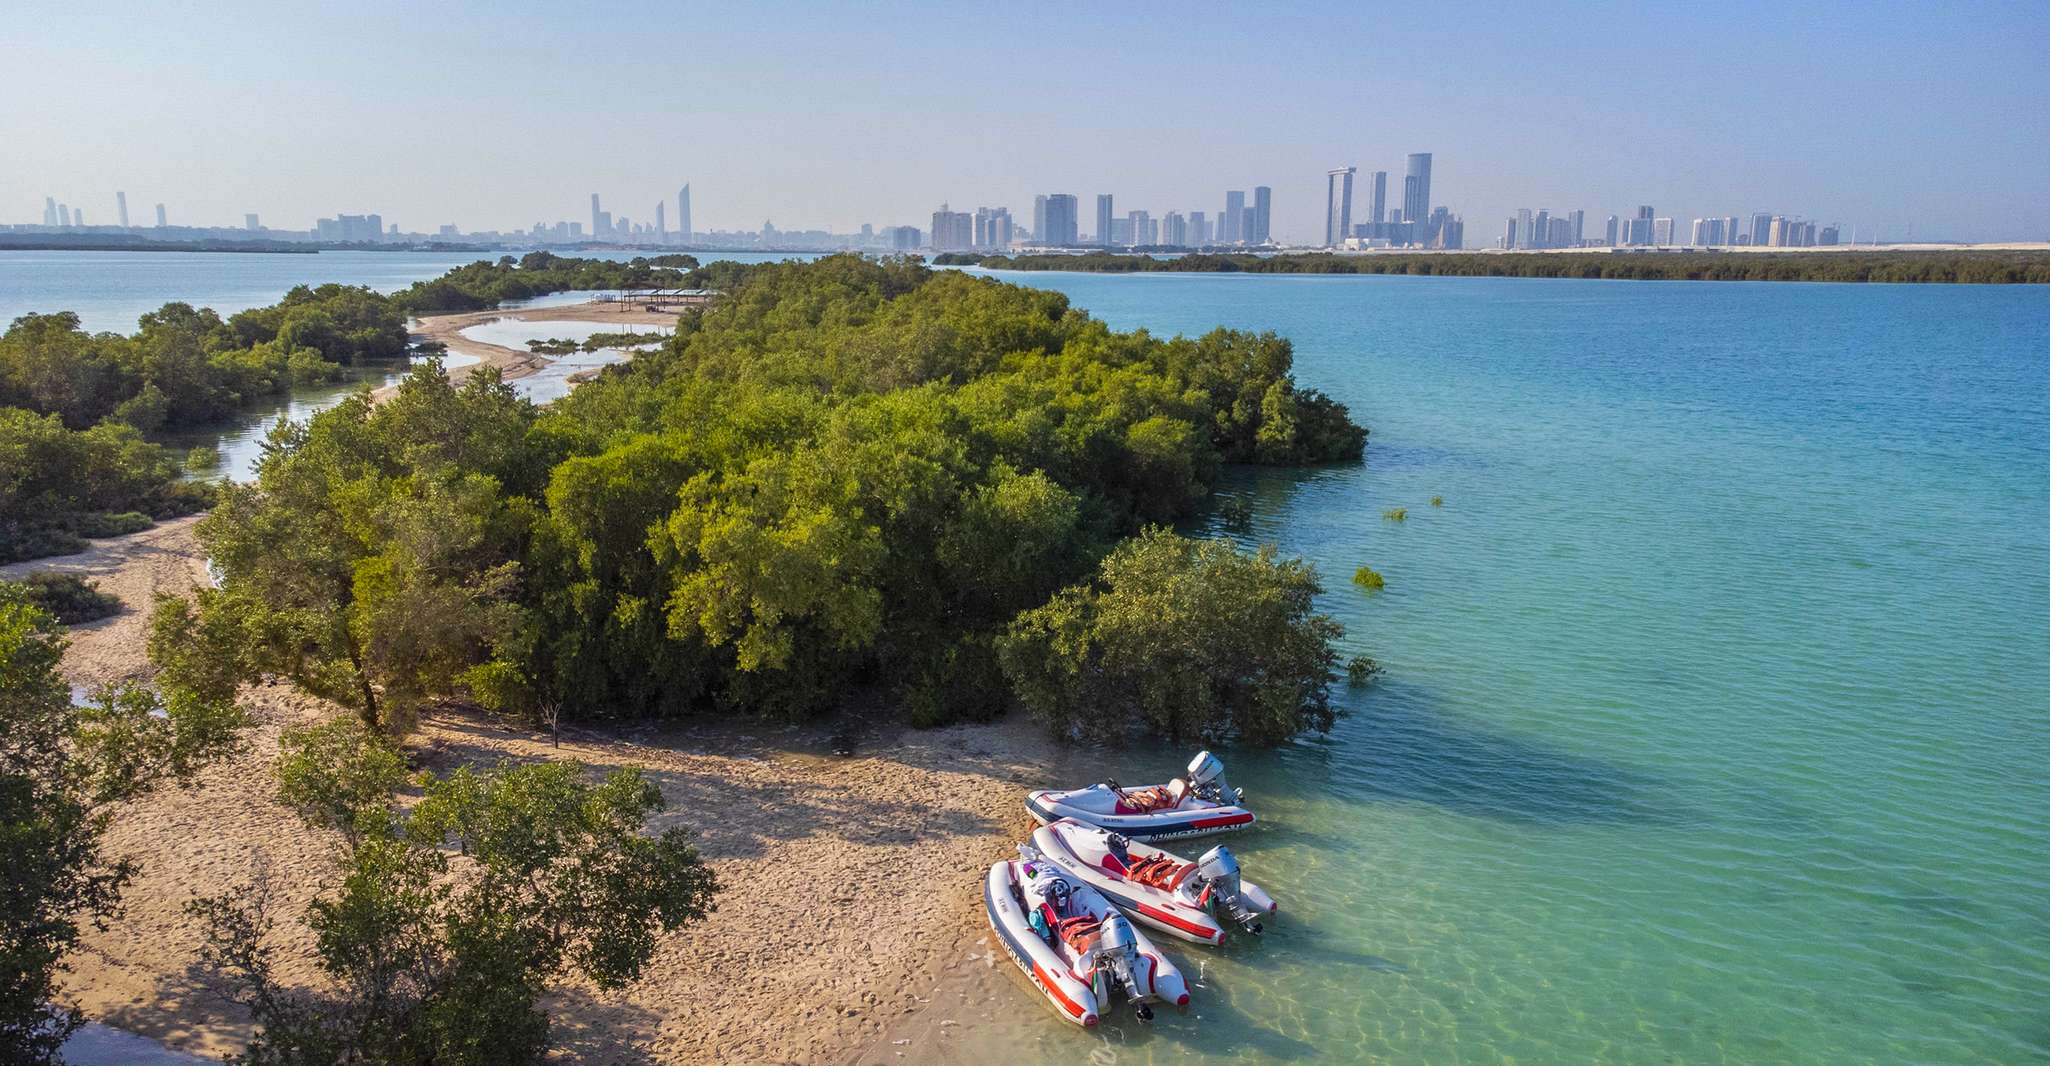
[1031,817,1278,946]
[1025,751,1256,842]
[983,850,1190,1026]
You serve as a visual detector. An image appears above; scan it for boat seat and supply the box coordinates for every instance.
[1057,914,1102,953]
[1127,854,1189,890]
[1114,787,1176,814]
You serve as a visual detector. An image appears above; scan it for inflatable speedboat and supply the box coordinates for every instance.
[1025,751,1255,842]
[1031,817,1277,946]
[984,849,1189,1027]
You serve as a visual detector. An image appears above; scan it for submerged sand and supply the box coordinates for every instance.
[393,298,695,396]
[4,520,1057,1064]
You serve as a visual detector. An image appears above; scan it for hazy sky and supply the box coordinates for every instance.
[5,1,2046,243]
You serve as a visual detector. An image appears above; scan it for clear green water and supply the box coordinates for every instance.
[947,272,2050,1064]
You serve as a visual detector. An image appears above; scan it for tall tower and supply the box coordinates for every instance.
[1095,194,1114,246]
[1367,171,1387,225]
[43,197,56,226]
[1325,168,1355,247]
[154,203,167,227]
[656,200,666,240]
[1222,190,1246,243]
[117,191,129,228]
[678,184,692,244]
[1252,186,1272,244]
[590,193,602,238]
[1403,153,1432,224]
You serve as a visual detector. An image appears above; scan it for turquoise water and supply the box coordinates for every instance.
[945,272,2050,1064]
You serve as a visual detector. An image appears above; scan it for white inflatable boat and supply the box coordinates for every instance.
[1025,751,1256,842]
[984,849,1190,1027]
[1031,817,1277,946]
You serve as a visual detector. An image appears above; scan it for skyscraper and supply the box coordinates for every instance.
[1095,194,1114,246]
[1221,190,1246,243]
[155,203,166,227]
[1188,210,1208,246]
[1367,171,1388,225]
[1750,212,1773,247]
[43,197,56,227]
[245,213,260,231]
[1516,208,1533,249]
[1252,186,1272,244]
[1570,209,1585,246]
[1324,168,1355,247]
[117,191,129,228]
[1032,195,1047,243]
[678,184,692,244]
[1605,215,1619,245]
[1403,152,1432,225]
[590,194,602,238]
[656,201,666,240]
[1043,194,1079,245]
[930,204,973,251]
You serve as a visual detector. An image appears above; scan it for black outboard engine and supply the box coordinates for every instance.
[1196,845,1263,935]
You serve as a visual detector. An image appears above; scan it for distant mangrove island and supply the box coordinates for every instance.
[932,249,2050,284]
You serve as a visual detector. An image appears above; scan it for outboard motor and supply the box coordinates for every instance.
[1195,845,1264,935]
[1185,750,1242,805]
[1089,912,1154,1022]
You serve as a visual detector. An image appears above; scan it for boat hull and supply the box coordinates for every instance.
[1031,819,1277,946]
[1025,787,1255,842]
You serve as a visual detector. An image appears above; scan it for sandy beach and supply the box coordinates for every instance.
[6,519,1055,1065]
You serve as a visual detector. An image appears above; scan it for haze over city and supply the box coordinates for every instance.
[5,0,2046,244]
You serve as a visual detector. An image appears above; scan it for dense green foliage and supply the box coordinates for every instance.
[390,251,698,314]
[3,573,122,625]
[0,590,244,1064]
[936,250,2050,284]
[188,719,718,1066]
[0,288,406,432]
[0,256,700,566]
[164,366,539,733]
[181,255,1362,740]
[999,529,1343,745]
[0,408,213,562]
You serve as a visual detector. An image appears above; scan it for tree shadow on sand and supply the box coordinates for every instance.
[412,717,1012,861]
[90,959,249,1058]
[539,987,665,1066]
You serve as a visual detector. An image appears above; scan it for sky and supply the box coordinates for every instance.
[4,0,2047,244]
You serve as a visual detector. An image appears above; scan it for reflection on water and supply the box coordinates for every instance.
[155,362,407,482]
[456,316,671,350]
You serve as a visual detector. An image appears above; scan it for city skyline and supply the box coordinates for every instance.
[2,3,2043,243]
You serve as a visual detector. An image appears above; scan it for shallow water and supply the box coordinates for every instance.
[937,271,2050,1064]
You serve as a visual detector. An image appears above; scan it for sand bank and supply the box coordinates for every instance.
[6,519,1050,1065]
[393,298,692,396]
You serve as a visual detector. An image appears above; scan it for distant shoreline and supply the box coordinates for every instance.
[0,239,320,254]
[933,249,2050,283]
